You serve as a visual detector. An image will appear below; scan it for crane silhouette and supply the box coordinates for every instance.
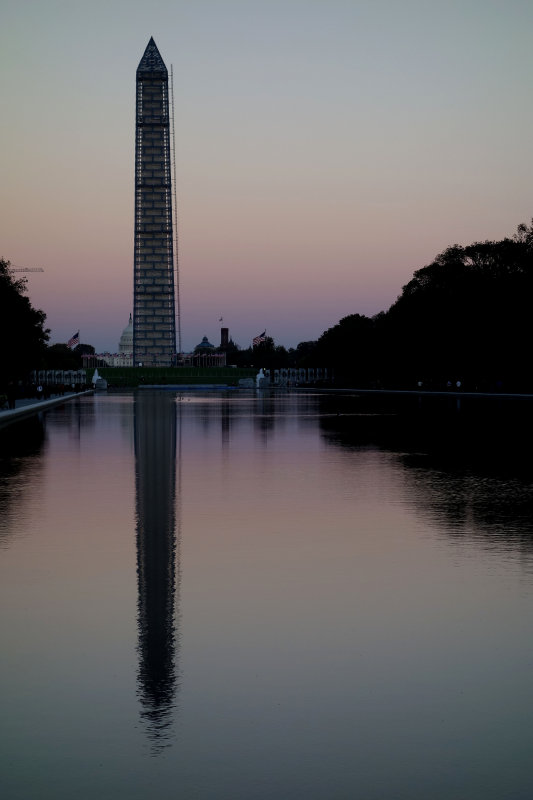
[10,265,44,273]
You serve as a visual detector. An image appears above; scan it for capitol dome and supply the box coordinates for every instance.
[119,314,133,354]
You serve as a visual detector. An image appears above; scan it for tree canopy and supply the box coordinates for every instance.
[0,259,49,382]
[310,220,533,390]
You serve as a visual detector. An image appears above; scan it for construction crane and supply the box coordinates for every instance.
[10,265,44,273]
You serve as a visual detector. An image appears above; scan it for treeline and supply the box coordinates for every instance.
[0,259,49,382]
[0,259,95,386]
[246,219,533,391]
[221,337,316,371]
[4,218,533,391]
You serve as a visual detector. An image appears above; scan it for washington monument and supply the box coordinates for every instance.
[133,38,176,367]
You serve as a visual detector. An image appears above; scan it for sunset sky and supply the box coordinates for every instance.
[2,0,533,353]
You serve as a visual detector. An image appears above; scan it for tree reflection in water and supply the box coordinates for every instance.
[318,392,533,556]
[0,417,45,548]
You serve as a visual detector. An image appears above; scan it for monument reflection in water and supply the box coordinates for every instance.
[134,391,181,749]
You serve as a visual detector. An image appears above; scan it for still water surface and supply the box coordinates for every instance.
[1,390,533,799]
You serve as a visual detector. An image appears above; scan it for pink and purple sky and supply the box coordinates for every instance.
[1,0,533,353]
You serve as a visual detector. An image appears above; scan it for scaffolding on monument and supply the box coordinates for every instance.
[133,39,176,368]
[170,64,182,357]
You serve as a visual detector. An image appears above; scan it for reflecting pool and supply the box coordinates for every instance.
[2,390,533,799]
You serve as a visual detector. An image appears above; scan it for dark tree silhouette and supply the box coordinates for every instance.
[43,344,81,370]
[385,230,533,388]
[0,258,49,382]
[312,220,533,390]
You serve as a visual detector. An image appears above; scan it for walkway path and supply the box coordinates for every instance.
[0,391,93,430]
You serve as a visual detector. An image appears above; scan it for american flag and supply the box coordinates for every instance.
[253,331,266,346]
[67,331,80,349]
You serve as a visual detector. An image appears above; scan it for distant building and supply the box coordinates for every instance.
[180,335,226,367]
[194,336,215,353]
[84,315,133,368]
[119,313,133,357]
